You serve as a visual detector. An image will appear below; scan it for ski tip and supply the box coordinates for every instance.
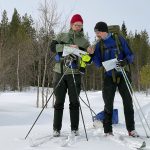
[135,141,146,150]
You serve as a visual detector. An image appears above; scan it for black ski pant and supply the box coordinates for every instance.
[102,73,135,133]
[52,72,81,131]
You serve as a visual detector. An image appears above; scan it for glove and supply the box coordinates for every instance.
[116,59,128,68]
[81,54,91,63]
[67,61,77,69]
[64,54,77,69]
[79,54,91,74]
[87,54,93,65]
[54,54,60,62]
[115,59,128,72]
[54,52,63,62]
[79,59,87,74]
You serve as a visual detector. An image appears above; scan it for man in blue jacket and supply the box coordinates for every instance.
[92,22,139,137]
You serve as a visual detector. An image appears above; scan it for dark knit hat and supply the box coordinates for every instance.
[70,14,83,24]
[94,22,108,32]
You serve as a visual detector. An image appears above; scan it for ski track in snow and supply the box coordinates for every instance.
[26,127,150,150]
[0,88,150,150]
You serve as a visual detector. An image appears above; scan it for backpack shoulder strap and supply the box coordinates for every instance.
[112,33,132,72]
[99,39,104,62]
[111,33,122,56]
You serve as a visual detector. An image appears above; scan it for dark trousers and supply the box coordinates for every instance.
[52,72,81,131]
[102,73,135,133]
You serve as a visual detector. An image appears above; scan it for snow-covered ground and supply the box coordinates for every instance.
[0,88,150,150]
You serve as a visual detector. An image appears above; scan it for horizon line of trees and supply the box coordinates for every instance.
[0,4,150,96]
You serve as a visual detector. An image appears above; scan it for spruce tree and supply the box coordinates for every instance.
[22,13,36,39]
[0,10,9,42]
[0,10,9,90]
[121,21,127,37]
[10,8,21,37]
[1,10,8,29]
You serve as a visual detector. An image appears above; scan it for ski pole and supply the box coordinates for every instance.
[122,68,150,136]
[121,68,149,137]
[81,77,95,122]
[122,68,150,132]
[70,62,88,141]
[79,95,96,115]
[25,67,69,139]
[121,68,149,138]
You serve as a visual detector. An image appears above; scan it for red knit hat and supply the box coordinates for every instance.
[70,14,83,24]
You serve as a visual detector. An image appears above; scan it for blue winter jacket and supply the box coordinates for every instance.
[92,33,134,76]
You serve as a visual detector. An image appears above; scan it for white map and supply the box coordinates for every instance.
[102,58,118,71]
[62,46,87,57]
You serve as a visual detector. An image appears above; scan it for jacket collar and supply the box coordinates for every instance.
[69,29,84,38]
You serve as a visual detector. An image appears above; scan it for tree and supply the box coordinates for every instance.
[22,13,36,39]
[0,10,9,68]
[36,0,60,107]
[0,10,9,90]
[10,8,21,37]
[2,9,36,91]
[140,64,150,96]
[121,21,127,37]
[128,29,150,91]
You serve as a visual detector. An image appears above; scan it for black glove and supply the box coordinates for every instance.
[116,59,128,68]
[58,52,63,56]
[64,54,78,68]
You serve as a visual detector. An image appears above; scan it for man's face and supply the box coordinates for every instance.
[95,31,108,39]
[71,21,83,32]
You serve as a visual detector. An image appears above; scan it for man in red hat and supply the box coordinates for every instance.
[50,14,92,137]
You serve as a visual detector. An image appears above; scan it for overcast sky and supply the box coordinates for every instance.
[0,0,150,41]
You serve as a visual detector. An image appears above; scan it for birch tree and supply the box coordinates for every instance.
[37,0,60,107]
